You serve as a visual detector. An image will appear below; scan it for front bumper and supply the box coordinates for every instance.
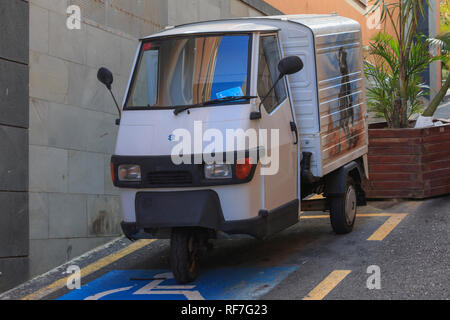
[121,189,299,240]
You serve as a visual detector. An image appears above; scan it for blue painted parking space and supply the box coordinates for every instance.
[58,267,298,300]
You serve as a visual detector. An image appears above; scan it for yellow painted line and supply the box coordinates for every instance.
[300,213,408,241]
[300,215,330,219]
[357,213,394,217]
[367,214,408,241]
[22,239,156,300]
[300,213,393,219]
[303,270,352,300]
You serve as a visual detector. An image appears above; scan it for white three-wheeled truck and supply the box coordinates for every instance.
[97,14,369,284]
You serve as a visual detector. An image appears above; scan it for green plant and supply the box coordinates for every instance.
[441,0,450,33]
[366,0,443,128]
[365,31,437,127]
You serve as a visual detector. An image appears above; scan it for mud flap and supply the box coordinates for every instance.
[325,161,366,206]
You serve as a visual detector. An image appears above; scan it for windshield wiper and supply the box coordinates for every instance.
[173,96,257,116]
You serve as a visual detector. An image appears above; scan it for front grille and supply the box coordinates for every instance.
[147,171,193,186]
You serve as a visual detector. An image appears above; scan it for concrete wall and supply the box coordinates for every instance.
[0,0,30,292]
[27,0,280,279]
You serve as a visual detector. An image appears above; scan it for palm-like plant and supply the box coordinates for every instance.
[365,61,398,127]
[365,0,446,128]
[365,31,438,127]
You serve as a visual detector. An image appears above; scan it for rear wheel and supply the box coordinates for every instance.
[330,177,357,234]
[170,228,199,284]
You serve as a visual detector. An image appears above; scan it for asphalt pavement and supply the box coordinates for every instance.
[1,196,448,300]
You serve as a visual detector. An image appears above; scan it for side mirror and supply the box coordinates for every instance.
[97,67,121,123]
[249,56,304,121]
[97,67,114,90]
[278,56,304,77]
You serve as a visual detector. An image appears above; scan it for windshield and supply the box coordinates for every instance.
[126,34,251,108]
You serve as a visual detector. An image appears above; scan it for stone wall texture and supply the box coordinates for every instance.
[0,0,30,293]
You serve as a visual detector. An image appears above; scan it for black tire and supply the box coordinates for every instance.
[170,228,199,284]
[330,177,357,234]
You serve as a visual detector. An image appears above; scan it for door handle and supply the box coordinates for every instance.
[290,122,299,145]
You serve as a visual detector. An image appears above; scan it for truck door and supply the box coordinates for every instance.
[257,34,298,211]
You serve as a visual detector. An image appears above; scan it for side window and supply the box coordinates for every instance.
[257,35,287,114]
[130,48,159,107]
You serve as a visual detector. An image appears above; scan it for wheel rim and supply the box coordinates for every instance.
[345,185,357,225]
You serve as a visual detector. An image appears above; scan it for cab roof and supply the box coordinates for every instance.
[140,21,280,40]
[140,14,360,41]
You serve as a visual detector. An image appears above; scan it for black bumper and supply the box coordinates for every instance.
[122,190,299,240]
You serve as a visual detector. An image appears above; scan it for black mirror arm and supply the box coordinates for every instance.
[107,88,122,121]
[259,74,283,111]
[251,74,283,120]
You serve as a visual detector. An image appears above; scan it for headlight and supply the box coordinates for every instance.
[118,164,142,182]
[204,163,232,179]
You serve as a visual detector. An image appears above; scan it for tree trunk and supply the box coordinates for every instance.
[422,71,450,117]
[393,97,402,128]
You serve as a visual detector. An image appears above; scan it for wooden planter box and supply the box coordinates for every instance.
[364,123,450,199]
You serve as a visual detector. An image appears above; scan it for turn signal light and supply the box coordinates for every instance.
[110,162,115,183]
[235,158,253,180]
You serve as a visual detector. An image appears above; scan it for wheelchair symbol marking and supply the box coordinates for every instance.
[84,272,204,300]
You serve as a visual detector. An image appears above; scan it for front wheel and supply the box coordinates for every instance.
[170,228,199,284]
[330,177,357,234]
